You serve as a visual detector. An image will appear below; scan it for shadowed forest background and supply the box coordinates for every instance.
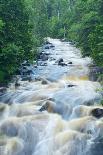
[0,0,103,83]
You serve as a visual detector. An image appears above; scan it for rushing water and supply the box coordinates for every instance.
[0,39,103,155]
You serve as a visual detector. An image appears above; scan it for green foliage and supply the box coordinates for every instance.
[0,0,103,83]
[65,0,103,67]
[0,0,45,83]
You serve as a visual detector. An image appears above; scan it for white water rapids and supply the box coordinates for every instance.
[0,39,103,155]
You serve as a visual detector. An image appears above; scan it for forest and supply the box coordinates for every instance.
[0,0,103,83]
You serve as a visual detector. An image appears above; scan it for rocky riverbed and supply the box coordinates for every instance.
[0,38,103,155]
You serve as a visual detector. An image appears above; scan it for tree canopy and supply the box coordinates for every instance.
[0,0,103,83]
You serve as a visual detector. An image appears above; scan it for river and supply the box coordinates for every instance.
[0,38,103,155]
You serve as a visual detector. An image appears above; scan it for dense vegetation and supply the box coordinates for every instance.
[0,0,103,83]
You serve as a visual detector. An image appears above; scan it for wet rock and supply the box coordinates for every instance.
[39,101,55,113]
[0,87,7,93]
[67,84,76,87]
[44,41,55,49]
[91,108,103,118]
[44,41,52,45]
[91,67,103,74]
[41,79,49,85]
[34,65,38,68]
[21,60,31,67]
[44,45,50,49]
[39,102,49,112]
[15,82,20,88]
[38,53,48,61]
[57,58,67,66]
[21,67,33,75]
[21,76,32,81]
[50,45,55,48]
[59,62,67,66]
[39,62,47,66]
[89,66,103,81]
[34,77,42,81]
[69,41,77,45]
[68,62,73,64]
[49,57,56,61]
[57,58,64,64]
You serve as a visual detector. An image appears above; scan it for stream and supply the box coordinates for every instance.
[0,38,103,155]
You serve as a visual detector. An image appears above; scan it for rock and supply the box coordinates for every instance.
[39,53,48,61]
[39,101,55,113]
[59,62,67,66]
[0,87,7,93]
[15,82,20,88]
[40,62,47,66]
[44,42,55,49]
[21,76,32,81]
[50,45,55,48]
[21,60,31,66]
[41,79,49,85]
[44,41,52,45]
[91,108,103,118]
[35,77,42,81]
[39,102,49,112]
[57,58,64,64]
[44,46,50,49]
[69,41,77,45]
[21,66,33,75]
[67,84,76,87]
[68,62,73,64]
[49,57,56,61]
[90,67,103,74]
[57,58,67,66]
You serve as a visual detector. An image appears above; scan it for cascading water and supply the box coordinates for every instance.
[0,39,102,155]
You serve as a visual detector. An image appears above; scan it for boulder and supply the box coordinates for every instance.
[57,59,67,66]
[91,108,103,118]
[41,79,49,85]
[68,62,73,64]
[59,62,67,66]
[57,58,64,64]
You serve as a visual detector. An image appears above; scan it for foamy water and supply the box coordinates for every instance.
[0,39,102,155]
